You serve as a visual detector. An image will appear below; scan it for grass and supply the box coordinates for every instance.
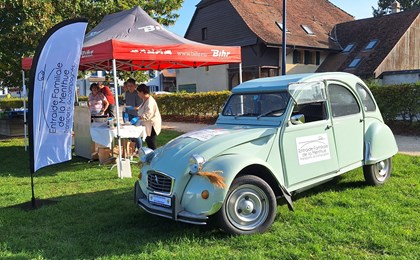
[0,131,419,259]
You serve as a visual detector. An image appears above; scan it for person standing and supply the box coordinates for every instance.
[124,78,143,121]
[88,83,109,116]
[136,84,161,150]
[124,78,143,151]
[99,81,115,117]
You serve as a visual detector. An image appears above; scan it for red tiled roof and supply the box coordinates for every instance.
[226,0,354,49]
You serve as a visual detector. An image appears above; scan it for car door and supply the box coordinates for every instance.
[282,82,339,189]
[327,82,364,169]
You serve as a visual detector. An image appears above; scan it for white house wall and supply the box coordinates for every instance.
[176,65,229,92]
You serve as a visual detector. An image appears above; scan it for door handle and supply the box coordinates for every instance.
[326,124,332,130]
[360,118,364,123]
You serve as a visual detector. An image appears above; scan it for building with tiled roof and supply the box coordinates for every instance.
[176,0,419,91]
[317,7,420,84]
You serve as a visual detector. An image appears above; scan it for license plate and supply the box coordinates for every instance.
[148,193,171,207]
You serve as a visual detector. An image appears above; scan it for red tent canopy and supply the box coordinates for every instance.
[21,57,33,70]
[79,6,241,71]
[23,6,241,71]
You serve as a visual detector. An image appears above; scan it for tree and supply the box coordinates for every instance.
[0,0,184,89]
[373,0,420,17]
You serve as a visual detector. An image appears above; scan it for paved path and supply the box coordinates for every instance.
[162,122,420,156]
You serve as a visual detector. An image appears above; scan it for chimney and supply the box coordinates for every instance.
[391,1,401,13]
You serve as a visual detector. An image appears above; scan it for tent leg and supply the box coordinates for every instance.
[239,63,243,84]
[112,59,124,179]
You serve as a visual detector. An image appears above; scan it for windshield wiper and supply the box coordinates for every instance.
[234,113,257,119]
[257,109,284,119]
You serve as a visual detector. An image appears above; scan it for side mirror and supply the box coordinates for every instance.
[291,114,305,125]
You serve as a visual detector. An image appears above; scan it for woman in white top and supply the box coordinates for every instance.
[136,84,161,150]
[88,83,109,116]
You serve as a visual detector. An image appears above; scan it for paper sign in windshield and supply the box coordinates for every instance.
[296,134,330,165]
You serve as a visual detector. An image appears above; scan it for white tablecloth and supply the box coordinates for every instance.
[90,122,147,148]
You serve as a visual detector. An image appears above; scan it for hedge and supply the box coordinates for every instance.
[1,85,418,122]
[369,83,420,122]
[76,91,230,116]
[0,98,25,110]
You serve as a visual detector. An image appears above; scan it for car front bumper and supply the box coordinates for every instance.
[134,181,208,225]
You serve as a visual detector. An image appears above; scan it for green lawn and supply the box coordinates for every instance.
[0,131,419,259]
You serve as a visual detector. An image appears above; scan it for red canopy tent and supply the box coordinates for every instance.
[23,6,242,72]
[21,6,242,178]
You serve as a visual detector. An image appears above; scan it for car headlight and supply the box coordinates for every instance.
[189,154,205,174]
[139,147,155,163]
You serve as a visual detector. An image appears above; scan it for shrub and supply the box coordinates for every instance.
[369,83,420,122]
[154,91,230,117]
[0,98,25,110]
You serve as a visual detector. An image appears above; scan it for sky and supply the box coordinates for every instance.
[167,0,379,36]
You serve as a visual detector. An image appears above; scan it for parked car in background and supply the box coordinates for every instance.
[134,72,398,235]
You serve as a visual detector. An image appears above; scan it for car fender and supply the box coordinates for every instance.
[180,154,279,216]
[364,122,398,164]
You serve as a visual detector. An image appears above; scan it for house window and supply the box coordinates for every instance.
[343,43,355,53]
[364,40,378,50]
[201,27,207,40]
[179,84,197,93]
[294,50,319,65]
[304,51,313,64]
[260,68,279,78]
[316,51,320,65]
[348,58,362,68]
[293,50,302,64]
[275,21,289,32]
[301,24,314,35]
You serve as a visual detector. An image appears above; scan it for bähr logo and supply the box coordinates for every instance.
[138,25,162,32]
[211,49,230,58]
[81,50,94,58]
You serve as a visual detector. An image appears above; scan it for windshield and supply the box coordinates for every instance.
[222,92,290,117]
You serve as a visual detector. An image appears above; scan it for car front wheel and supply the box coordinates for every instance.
[363,157,392,185]
[216,175,277,235]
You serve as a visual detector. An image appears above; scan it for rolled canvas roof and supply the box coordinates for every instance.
[22,6,241,71]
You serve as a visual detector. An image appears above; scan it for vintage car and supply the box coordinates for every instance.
[134,72,398,235]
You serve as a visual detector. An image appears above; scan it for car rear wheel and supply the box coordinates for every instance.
[363,157,392,185]
[216,175,277,235]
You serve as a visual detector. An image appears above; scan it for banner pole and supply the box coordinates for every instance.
[30,171,37,208]
[22,70,28,151]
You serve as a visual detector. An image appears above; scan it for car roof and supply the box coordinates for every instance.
[232,72,361,93]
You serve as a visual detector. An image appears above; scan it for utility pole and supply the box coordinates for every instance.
[282,0,286,75]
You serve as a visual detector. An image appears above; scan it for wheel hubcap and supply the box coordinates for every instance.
[375,160,389,181]
[225,184,269,231]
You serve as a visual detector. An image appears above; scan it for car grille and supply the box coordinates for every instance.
[147,171,173,194]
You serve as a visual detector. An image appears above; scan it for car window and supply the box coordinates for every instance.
[356,83,376,112]
[292,101,327,123]
[328,84,360,117]
[222,92,290,117]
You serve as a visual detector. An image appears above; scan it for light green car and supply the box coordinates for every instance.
[134,72,398,235]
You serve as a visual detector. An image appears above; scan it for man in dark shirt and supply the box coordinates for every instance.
[124,78,143,152]
[125,78,143,120]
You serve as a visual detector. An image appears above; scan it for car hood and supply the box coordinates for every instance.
[149,125,277,173]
